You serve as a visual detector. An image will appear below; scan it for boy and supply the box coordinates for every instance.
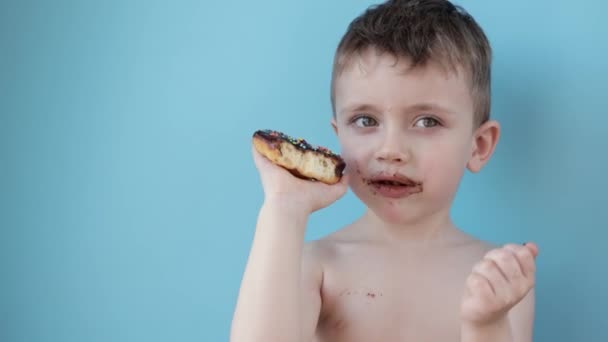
[231,0,539,341]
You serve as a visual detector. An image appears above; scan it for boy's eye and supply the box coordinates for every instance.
[353,116,378,127]
[414,117,440,128]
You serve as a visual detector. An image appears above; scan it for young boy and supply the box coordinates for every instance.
[232,0,539,341]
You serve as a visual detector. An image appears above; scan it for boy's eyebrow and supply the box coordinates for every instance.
[339,102,456,116]
[405,103,456,115]
[339,103,382,116]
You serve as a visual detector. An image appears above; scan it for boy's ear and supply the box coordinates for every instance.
[330,117,338,135]
[467,120,500,173]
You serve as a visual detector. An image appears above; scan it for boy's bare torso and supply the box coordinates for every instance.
[310,223,491,342]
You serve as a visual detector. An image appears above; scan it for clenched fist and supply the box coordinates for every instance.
[460,242,539,325]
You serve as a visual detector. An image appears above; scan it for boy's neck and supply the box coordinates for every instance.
[358,208,467,248]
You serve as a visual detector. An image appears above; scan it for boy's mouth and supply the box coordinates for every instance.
[365,175,423,198]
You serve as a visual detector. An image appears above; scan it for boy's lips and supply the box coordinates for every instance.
[364,174,423,198]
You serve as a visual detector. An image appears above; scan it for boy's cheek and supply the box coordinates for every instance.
[343,159,365,182]
[340,159,371,192]
[339,146,368,172]
[419,154,466,195]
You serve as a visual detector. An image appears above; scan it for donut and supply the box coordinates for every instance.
[252,129,346,185]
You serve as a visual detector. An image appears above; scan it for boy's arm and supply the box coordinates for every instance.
[508,288,535,341]
[230,202,323,342]
[230,147,347,342]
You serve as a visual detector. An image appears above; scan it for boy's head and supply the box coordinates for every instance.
[329,0,499,225]
[331,0,492,127]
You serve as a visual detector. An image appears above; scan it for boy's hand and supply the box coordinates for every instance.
[460,243,539,326]
[252,146,349,214]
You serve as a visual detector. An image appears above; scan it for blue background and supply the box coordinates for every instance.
[2,0,606,341]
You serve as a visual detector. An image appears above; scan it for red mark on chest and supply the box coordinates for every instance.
[339,289,383,299]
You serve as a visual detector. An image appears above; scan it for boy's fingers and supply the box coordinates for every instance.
[472,259,505,295]
[483,248,522,284]
[523,242,539,258]
[317,172,349,198]
[503,244,536,277]
[467,271,495,299]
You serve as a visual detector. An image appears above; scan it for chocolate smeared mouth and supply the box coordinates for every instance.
[365,175,421,187]
[372,180,412,186]
[364,175,424,197]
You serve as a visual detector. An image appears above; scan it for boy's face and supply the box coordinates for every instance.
[332,49,497,225]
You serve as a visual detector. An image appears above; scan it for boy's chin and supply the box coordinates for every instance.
[369,204,427,226]
[352,191,424,224]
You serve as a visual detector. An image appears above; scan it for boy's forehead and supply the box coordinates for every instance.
[337,48,465,83]
[333,50,474,116]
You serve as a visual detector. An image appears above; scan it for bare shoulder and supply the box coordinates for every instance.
[302,235,339,264]
[300,225,361,283]
[301,233,342,283]
[302,231,341,267]
[451,234,497,263]
[469,237,496,251]
[303,224,359,258]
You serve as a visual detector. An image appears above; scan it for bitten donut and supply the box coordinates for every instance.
[252,129,346,185]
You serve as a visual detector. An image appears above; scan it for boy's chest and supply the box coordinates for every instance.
[316,249,474,342]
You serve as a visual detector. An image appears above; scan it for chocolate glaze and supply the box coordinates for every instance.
[253,129,346,178]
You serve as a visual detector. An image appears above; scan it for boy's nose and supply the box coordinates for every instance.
[374,133,410,164]
[375,149,409,164]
